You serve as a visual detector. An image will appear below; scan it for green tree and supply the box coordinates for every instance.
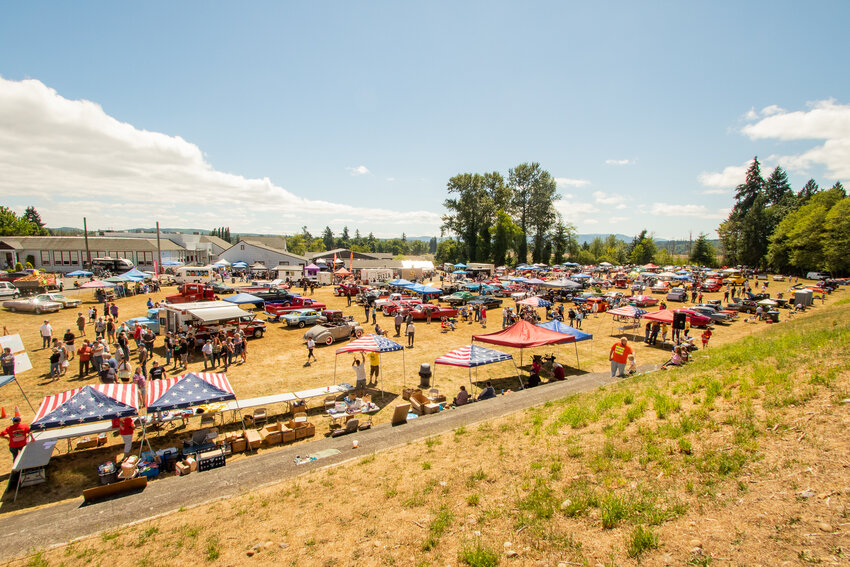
[490,210,521,267]
[0,206,46,236]
[551,220,576,265]
[720,157,768,267]
[823,196,850,274]
[689,233,716,266]
[428,236,438,254]
[798,179,819,202]
[442,172,503,263]
[322,226,334,251]
[576,249,596,266]
[507,163,559,263]
[627,230,657,265]
[23,206,49,234]
[435,238,462,265]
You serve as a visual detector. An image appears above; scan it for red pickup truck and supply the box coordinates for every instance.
[264,296,327,320]
[165,283,215,304]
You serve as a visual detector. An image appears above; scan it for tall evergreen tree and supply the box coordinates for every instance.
[764,166,793,205]
[689,233,716,266]
[428,236,438,254]
[798,179,819,202]
[322,226,334,251]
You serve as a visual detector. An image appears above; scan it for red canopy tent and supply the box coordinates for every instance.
[642,309,676,324]
[472,320,575,385]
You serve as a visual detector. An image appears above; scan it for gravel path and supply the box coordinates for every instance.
[0,366,647,558]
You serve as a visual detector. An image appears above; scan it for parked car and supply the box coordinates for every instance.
[381,298,422,316]
[699,280,722,292]
[629,295,659,307]
[666,289,687,302]
[398,304,458,320]
[689,305,730,323]
[282,308,328,328]
[674,309,712,328]
[0,282,21,299]
[724,299,758,314]
[35,293,82,308]
[209,282,237,295]
[466,296,503,309]
[123,308,162,335]
[3,296,63,314]
[772,275,785,281]
[439,291,478,305]
[303,311,363,346]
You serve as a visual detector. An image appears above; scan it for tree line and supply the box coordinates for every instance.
[284,226,436,258]
[0,206,49,236]
[718,157,847,274]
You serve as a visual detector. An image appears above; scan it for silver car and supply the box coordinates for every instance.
[303,319,363,346]
[690,305,730,323]
[35,293,82,308]
[3,296,63,314]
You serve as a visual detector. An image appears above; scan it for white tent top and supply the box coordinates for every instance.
[189,305,251,322]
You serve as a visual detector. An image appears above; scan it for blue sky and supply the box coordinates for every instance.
[1,1,848,240]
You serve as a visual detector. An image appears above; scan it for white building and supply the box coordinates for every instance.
[217,239,306,273]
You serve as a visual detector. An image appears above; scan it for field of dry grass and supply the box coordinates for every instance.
[0,278,835,514]
[4,286,848,566]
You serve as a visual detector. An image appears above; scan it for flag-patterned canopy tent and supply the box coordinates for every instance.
[334,334,405,396]
[607,305,648,318]
[146,372,236,411]
[536,320,593,370]
[517,296,553,307]
[434,344,520,393]
[31,384,139,430]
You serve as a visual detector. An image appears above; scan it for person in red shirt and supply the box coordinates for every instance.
[77,339,93,376]
[701,329,712,349]
[609,337,634,378]
[112,417,135,455]
[1,416,31,460]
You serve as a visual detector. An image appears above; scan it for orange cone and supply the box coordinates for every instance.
[0,407,5,419]
[14,406,20,418]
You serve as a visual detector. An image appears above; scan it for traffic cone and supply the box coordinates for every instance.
[14,406,20,418]
[0,407,5,419]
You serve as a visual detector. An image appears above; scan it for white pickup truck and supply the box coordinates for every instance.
[0,282,21,299]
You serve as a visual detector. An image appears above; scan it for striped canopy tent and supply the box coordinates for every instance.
[433,344,519,394]
[31,384,138,431]
[146,372,236,411]
[518,296,553,308]
[536,320,593,370]
[608,305,648,340]
[334,334,405,396]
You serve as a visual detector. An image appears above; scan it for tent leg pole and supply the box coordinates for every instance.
[15,380,35,412]
[575,342,580,370]
[513,360,524,390]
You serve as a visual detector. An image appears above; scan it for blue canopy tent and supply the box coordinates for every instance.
[162,260,184,266]
[453,263,467,268]
[223,292,265,305]
[66,270,93,277]
[433,344,520,394]
[388,279,414,288]
[537,320,593,369]
[118,267,151,281]
[408,283,442,296]
[452,270,467,275]
[231,261,248,269]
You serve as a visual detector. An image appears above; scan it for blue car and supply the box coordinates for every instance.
[123,308,162,335]
[281,308,327,328]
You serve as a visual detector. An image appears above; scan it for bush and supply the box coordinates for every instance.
[627,525,659,558]
[458,540,499,567]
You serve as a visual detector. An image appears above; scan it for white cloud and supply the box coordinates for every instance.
[386,177,395,182]
[697,162,749,189]
[760,104,785,117]
[592,191,629,209]
[346,165,370,176]
[555,177,590,187]
[605,158,634,166]
[649,203,727,219]
[740,99,850,178]
[553,198,599,223]
[0,76,440,233]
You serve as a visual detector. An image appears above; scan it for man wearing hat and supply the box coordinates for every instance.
[1,415,30,460]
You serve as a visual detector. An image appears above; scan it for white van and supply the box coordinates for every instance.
[174,266,215,284]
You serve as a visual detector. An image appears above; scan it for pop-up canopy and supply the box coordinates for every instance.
[146,372,236,411]
[434,344,519,393]
[31,384,139,430]
[536,320,592,369]
[473,320,575,375]
[334,334,405,396]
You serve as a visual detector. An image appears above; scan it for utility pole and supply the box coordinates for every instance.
[156,222,163,275]
[83,217,91,269]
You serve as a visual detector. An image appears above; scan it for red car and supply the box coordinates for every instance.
[381,298,422,316]
[629,295,659,307]
[699,280,722,292]
[398,304,458,320]
[674,309,712,328]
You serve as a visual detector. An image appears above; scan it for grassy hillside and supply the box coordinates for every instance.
[10,302,850,566]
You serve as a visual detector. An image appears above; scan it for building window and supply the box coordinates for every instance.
[41,251,51,265]
[53,251,72,265]
[70,251,79,265]
[240,245,245,250]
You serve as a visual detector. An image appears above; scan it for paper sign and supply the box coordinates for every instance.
[0,334,25,354]
[13,352,33,374]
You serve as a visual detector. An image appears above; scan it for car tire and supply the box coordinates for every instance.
[35,307,42,314]
[355,329,363,338]
[253,328,264,339]
[298,321,305,328]
[324,335,334,346]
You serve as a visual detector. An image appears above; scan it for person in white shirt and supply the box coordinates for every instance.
[306,337,317,364]
[352,353,366,390]
[202,340,214,369]
[40,320,53,349]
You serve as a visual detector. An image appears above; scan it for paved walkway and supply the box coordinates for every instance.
[0,367,643,558]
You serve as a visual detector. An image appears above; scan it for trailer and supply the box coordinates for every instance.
[158,301,266,339]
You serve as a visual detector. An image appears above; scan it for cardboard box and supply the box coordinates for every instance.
[244,429,262,450]
[175,462,190,476]
[75,436,98,450]
[230,437,246,453]
[409,392,430,415]
[260,423,283,446]
[402,387,421,401]
[281,427,296,444]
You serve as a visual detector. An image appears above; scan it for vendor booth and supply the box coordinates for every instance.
[434,344,518,395]
[472,320,575,384]
[334,334,405,396]
[536,320,592,369]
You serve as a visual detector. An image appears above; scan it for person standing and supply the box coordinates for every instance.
[212,335,223,367]
[179,336,190,369]
[113,416,134,456]
[223,337,234,371]
[351,352,366,391]
[1,347,15,377]
[164,333,174,367]
[39,320,53,349]
[394,311,403,337]
[48,345,61,380]
[575,308,584,329]
[306,337,317,364]
[110,302,119,320]
[202,340,213,370]
[406,321,416,348]
[480,306,487,328]
[133,366,147,404]
[1,416,30,461]
[76,340,92,376]
[368,351,380,385]
[138,344,150,376]
[701,328,712,349]
[609,337,634,378]
[76,312,86,336]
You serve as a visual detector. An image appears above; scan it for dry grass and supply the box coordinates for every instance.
[4,288,849,566]
[0,279,840,517]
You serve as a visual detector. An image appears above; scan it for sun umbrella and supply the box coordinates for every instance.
[66,270,93,277]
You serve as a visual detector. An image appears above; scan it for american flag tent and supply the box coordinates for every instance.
[433,345,520,392]
[31,384,139,431]
[334,334,405,396]
[146,372,236,411]
[435,345,513,368]
[607,305,648,318]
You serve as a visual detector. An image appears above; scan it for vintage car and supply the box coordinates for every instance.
[650,281,670,294]
[3,296,63,314]
[585,297,609,312]
[666,289,688,302]
[674,309,713,328]
[281,308,327,328]
[265,296,327,320]
[398,304,458,320]
[439,291,478,305]
[772,275,785,281]
[466,296,503,309]
[123,308,162,335]
[35,293,82,308]
[699,280,723,292]
[209,282,237,295]
[628,295,659,307]
[303,310,364,346]
[334,283,368,297]
[724,299,759,314]
[689,305,731,323]
[381,298,423,316]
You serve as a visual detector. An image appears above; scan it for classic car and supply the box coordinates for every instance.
[772,275,785,281]
[650,281,670,293]
[628,295,659,307]
[397,304,459,320]
[281,308,328,328]
[0,282,21,299]
[666,289,688,302]
[334,283,367,297]
[688,305,730,323]
[569,292,597,304]
[585,297,609,312]
[123,308,162,335]
[699,280,722,292]
[724,299,759,314]
[35,293,82,308]
[209,282,237,295]
[439,291,478,305]
[466,296,503,309]
[381,298,423,316]
[3,296,63,314]
[303,311,364,346]
[264,297,327,320]
[674,309,712,327]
